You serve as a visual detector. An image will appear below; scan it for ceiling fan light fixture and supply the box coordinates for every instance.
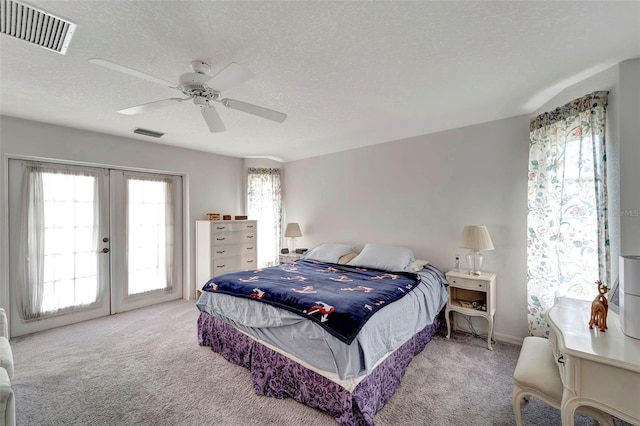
[133,128,165,138]
[89,58,287,133]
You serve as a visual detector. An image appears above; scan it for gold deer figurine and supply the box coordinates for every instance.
[589,280,609,332]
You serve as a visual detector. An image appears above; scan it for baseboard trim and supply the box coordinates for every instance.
[450,322,523,346]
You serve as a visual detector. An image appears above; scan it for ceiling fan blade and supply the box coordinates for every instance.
[222,98,287,123]
[201,107,226,133]
[117,98,186,115]
[207,63,255,92]
[88,58,176,88]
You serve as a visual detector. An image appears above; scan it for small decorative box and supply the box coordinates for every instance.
[207,213,221,221]
[223,215,232,220]
[235,215,248,220]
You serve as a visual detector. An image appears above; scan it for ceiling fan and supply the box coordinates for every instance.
[88,58,287,133]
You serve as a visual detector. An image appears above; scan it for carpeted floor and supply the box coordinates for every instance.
[8,299,629,425]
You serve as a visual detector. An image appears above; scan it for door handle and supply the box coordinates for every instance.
[101,248,110,253]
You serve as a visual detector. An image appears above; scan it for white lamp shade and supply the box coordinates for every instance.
[459,225,494,251]
[284,223,302,238]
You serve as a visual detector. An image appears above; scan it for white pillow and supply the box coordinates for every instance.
[348,244,415,272]
[302,243,356,264]
[406,259,429,272]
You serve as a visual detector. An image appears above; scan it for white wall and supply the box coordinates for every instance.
[284,115,530,341]
[0,116,245,307]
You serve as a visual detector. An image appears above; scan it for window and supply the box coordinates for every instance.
[126,177,174,295]
[247,168,282,267]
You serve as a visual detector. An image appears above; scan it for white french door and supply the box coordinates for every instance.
[8,159,183,337]
[109,170,183,313]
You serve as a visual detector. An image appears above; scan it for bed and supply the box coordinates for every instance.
[196,243,449,425]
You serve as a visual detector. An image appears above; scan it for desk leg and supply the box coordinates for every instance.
[561,391,577,426]
[445,308,452,339]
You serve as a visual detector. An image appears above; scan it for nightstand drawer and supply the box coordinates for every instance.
[448,276,487,292]
[279,253,302,264]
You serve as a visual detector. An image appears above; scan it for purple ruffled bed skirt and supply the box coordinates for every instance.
[197,312,440,426]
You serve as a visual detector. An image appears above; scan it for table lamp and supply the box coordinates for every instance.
[459,225,494,275]
[284,223,302,252]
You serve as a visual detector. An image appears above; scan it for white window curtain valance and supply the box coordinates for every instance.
[527,91,610,337]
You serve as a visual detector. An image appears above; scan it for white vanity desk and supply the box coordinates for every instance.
[547,297,640,425]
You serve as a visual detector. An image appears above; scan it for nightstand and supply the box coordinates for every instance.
[445,269,496,350]
[279,253,302,264]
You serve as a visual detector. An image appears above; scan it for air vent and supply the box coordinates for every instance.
[0,0,76,54]
[133,128,165,138]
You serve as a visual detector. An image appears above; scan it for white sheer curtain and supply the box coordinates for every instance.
[527,91,610,337]
[126,175,175,295]
[247,168,282,267]
[18,164,100,320]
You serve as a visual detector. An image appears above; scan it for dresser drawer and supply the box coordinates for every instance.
[212,243,257,259]
[239,243,257,257]
[212,254,257,276]
[211,222,257,233]
[230,222,257,232]
[447,276,487,292]
[211,231,256,245]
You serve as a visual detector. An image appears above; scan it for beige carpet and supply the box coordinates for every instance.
[9,299,626,425]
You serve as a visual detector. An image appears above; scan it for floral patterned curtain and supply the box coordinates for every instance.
[527,91,609,337]
[247,168,282,267]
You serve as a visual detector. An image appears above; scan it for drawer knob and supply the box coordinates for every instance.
[247,225,254,228]
[217,264,226,268]
[247,235,254,239]
[247,259,254,263]
[216,250,225,254]
[247,247,254,250]
[216,237,225,241]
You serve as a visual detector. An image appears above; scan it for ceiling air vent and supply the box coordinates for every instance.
[0,0,76,55]
[133,128,165,138]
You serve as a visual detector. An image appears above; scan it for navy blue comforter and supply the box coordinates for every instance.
[202,259,420,344]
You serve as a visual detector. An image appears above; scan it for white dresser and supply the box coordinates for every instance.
[195,220,258,291]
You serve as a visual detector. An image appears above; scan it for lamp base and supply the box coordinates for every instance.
[466,251,484,275]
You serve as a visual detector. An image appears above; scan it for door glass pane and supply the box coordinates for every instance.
[41,171,99,313]
[127,178,171,295]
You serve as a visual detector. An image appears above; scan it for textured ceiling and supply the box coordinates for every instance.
[1,1,639,162]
